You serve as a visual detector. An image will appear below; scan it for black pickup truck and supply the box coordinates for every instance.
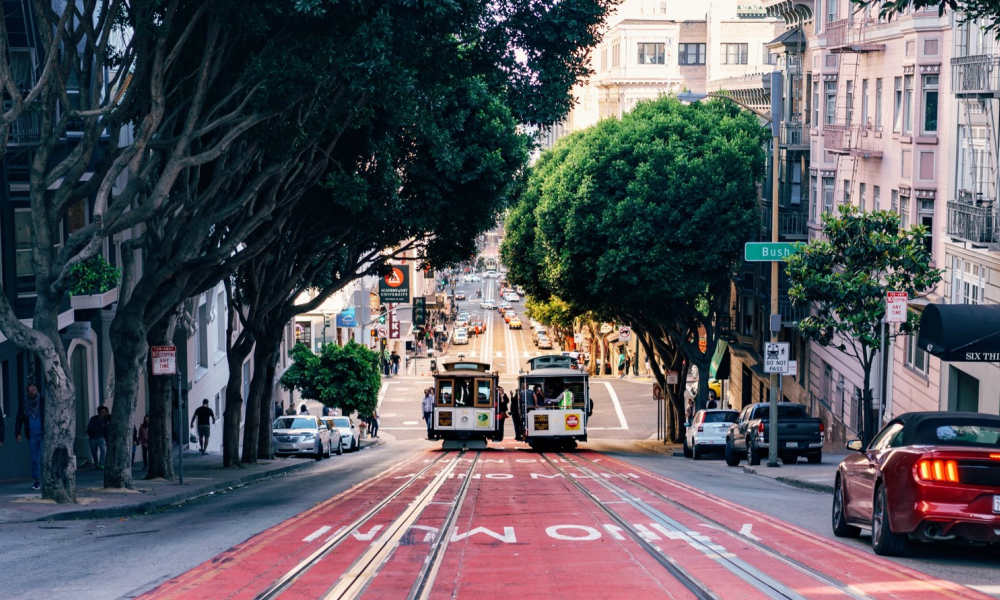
[724,402,825,466]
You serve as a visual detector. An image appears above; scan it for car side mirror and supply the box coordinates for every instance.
[846,439,864,452]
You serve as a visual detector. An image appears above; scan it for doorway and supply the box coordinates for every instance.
[741,365,752,407]
[949,367,980,412]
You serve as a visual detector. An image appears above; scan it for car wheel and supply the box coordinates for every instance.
[335,439,343,455]
[683,438,692,458]
[352,438,359,452]
[871,484,907,556]
[748,440,762,466]
[724,439,741,467]
[832,476,861,538]
[315,443,323,461]
[807,452,822,464]
[692,445,701,460]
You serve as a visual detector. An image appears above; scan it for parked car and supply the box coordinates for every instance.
[532,326,548,346]
[272,416,332,460]
[322,415,359,452]
[319,417,345,454]
[684,409,738,460]
[453,329,469,345]
[536,334,553,349]
[833,411,1000,556]
[509,317,522,329]
[725,402,825,466]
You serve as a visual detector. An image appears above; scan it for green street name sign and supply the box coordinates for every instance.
[744,242,802,262]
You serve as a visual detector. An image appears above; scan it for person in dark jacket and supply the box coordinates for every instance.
[86,405,110,469]
[15,384,44,490]
[137,415,150,470]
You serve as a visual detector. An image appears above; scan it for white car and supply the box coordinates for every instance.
[320,416,359,453]
[536,335,553,349]
[469,275,481,283]
[484,270,497,278]
[504,292,520,302]
[453,329,469,344]
[480,300,496,310]
[684,409,738,460]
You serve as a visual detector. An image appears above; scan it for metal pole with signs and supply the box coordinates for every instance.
[767,70,783,469]
[880,292,907,428]
[151,346,183,484]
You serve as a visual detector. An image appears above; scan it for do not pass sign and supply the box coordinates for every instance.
[151,345,176,375]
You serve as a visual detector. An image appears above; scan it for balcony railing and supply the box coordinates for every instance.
[779,121,807,149]
[823,124,883,158]
[9,110,41,145]
[947,199,999,245]
[761,207,809,240]
[826,18,851,49]
[826,16,888,52]
[951,54,1000,97]
[779,297,809,326]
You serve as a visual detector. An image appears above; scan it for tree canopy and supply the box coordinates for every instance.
[852,0,1000,35]
[280,342,382,418]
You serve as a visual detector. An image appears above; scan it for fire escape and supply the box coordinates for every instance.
[947,33,1000,248]
[823,15,885,163]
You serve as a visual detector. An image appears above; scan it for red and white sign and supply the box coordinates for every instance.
[665,371,679,385]
[151,345,176,375]
[565,414,580,431]
[886,291,908,324]
[388,303,400,339]
[376,326,389,338]
[618,326,631,342]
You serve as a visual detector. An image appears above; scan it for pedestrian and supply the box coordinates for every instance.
[685,399,695,424]
[390,351,400,375]
[513,387,528,441]
[617,351,626,378]
[498,390,509,433]
[369,410,380,438]
[299,403,309,415]
[138,415,150,470]
[285,406,296,416]
[190,399,216,455]
[274,402,283,421]
[15,384,44,490]
[422,388,435,439]
[131,422,139,468]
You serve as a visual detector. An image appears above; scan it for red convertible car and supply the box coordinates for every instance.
[833,411,1000,556]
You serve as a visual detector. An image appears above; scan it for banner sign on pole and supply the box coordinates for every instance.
[151,345,176,375]
[336,307,356,328]
[388,303,400,339]
[379,264,411,303]
[886,291,908,323]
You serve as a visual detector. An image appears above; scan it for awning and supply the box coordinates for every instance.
[917,303,1000,362]
[709,340,730,379]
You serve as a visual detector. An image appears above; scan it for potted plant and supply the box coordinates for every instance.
[68,255,121,309]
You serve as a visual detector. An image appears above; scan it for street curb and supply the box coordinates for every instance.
[633,440,680,455]
[740,465,834,494]
[36,459,317,522]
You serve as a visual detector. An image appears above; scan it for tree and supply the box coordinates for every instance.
[280,343,381,418]
[503,96,766,440]
[785,206,943,445]
[852,0,1000,35]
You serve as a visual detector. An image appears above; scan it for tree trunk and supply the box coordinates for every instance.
[257,351,278,461]
[861,360,875,447]
[145,367,175,480]
[34,297,77,503]
[241,339,277,463]
[105,303,150,489]
[222,347,247,468]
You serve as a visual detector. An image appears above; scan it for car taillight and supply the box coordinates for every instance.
[757,422,764,434]
[819,421,825,433]
[917,459,960,483]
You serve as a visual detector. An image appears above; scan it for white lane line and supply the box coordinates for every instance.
[376,382,389,410]
[602,382,629,430]
[739,523,759,540]
[303,526,332,542]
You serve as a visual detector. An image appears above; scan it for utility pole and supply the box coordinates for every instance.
[768,71,783,469]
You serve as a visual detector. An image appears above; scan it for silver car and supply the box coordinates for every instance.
[272,416,332,460]
[326,416,359,452]
[684,409,738,460]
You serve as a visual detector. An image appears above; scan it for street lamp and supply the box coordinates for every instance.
[679,74,784,469]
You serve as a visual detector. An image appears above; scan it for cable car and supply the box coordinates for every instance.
[430,360,502,450]
[517,355,591,450]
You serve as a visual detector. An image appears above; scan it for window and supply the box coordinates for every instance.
[859,182,866,211]
[900,194,910,227]
[919,199,934,256]
[875,78,883,129]
[612,42,620,67]
[905,335,929,376]
[763,44,777,65]
[828,0,838,23]
[843,179,851,205]
[678,43,705,65]
[951,257,985,305]
[601,49,607,71]
[660,1,667,14]
[845,80,854,126]
[957,125,990,196]
[903,74,914,134]
[922,74,939,133]
[475,379,493,408]
[861,79,869,126]
[893,77,902,132]
[637,43,665,65]
[816,0,823,33]
[14,208,33,277]
[197,302,209,369]
[812,81,820,127]
[822,177,835,215]
[295,320,311,345]
[790,162,802,205]
[825,81,837,125]
[722,43,748,65]
[216,291,226,351]
[810,176,819,221]
[874,185,881,211]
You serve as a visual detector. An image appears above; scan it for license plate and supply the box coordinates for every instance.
[786,442,798,448]
[280,444,296,450]
[993,495,1000,514]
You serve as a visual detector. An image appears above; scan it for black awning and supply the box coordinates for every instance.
[917,303,1000,362]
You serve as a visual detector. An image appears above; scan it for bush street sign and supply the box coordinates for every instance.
[744,242,801,262]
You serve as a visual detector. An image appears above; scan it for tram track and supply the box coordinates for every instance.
[252,450,480,600]
[558,451,876,600]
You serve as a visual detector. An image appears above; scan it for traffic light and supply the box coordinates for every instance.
[378,305,387,324]
[323,314,330,328]
[370,329,378,338]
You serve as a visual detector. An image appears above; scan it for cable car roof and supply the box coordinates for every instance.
[521,367,587,378]
[439,361,492,373]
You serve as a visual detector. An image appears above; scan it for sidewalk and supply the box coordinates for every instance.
[0,439,383,524]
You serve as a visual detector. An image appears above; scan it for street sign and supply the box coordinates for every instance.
[599,323,613,334]
[388,303,400,339]
[788,360,798,377]
[886,291,908,323]
[665,370,679,385]
[744,242,801,262]
[763,342,790,374]
[573,333,584,344]
[619,326,632,341]
[376,326,388,338]
[151,345,176,375]
[379,264,411,303]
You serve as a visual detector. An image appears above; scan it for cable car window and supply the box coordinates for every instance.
[437,380,454,406]
[475,379,493,407]
[454,378,475,407]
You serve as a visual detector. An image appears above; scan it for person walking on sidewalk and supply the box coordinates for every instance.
[14,384,44,490]
[190,399,216,455]
[369,410,380,438]
[422,388,435,439]
[86,406,110,469]
[138,415,150,470]
[390,351,400,375]
[617,352,626,378]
